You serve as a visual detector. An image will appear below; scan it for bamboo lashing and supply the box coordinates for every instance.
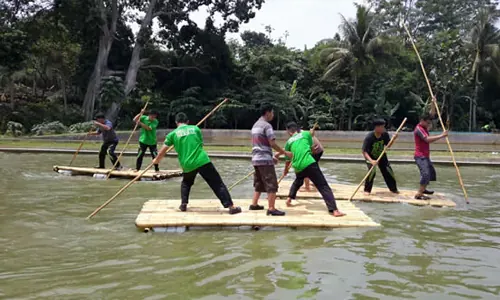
[348,118,407,201]
[86,98,229,219]
[278,122,319,184]
[403,24,469,203]
[106,100,150,179]
[69,127,95,166]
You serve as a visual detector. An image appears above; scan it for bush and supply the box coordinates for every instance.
[69,121,94,133]
[6,121,25,137]
[31,121,68,136]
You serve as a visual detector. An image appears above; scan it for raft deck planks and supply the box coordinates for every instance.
[53,165,182,181]
[135,199,379,230]
[277,181,456,207]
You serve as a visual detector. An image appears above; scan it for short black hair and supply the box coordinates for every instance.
[95,113,105,119]
[286,121,299,132]
[373,119,386,127]
[260,103,274,116]
[420,113,433,121]
[175,112,188,123]
[148,110,159,117]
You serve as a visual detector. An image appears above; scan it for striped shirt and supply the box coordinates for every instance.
[251,117,275,166]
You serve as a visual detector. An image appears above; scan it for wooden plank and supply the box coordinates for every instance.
[135,199,379,230]
[53,165,182,181]
[276,181,456,207]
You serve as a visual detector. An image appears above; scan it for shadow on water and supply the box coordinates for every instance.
[0,153,499,299]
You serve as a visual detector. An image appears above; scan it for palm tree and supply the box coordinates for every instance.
[469,8,500,131]
[320,4,391,130]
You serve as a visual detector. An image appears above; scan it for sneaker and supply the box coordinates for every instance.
[423,190,434,195]
[179,203,187,212]
[415,195,431,200]
[249,204,265,210]
[114,165,123,171]
[266,209,286,216]
[229,206,242,215]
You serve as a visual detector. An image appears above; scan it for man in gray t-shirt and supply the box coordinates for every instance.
[250,103,292,216]
[89,113,121,169]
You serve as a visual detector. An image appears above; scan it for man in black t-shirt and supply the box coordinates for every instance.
[361,119,398,195]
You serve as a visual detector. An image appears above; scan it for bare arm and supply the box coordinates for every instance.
[283,160,292,176]
[137,122,152,131]
[426,132,448,144]
[93,121,111,131]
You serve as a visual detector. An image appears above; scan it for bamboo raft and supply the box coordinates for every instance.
[53,165,182,181]
[277,181,456,208]
[135,199,379,232]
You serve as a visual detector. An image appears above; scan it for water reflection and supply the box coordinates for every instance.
[0,153,499,299]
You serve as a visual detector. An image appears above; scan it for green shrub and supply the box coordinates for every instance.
[31,121,68,136]
[6,121,25,137]
[69,121,94,133]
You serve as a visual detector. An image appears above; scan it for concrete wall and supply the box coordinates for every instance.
[31,129,500,151]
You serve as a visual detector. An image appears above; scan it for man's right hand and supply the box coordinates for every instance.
[370,160,378,167]
[442,130,449,138]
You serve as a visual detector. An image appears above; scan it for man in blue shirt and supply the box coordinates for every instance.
[89,113,121,169]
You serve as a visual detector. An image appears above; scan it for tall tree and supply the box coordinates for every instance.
[321,4,393,130]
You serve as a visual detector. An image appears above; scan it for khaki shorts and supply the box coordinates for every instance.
[253,165,278,193]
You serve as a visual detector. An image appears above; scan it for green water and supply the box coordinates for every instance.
[1,153,499,300]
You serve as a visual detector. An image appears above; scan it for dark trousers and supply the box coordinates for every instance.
[181,162,233,208]
[288,162,338,212]
[99,141,120,169]
[136,142,159,171]
[364,157,397,193]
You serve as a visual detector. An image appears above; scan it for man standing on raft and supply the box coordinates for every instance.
[301,130,323,192]
[153,112,241,214]
[414,114,448,200]
[90,113,121,170]
[280,122,345,217]
[134,109,160,172]
[250,103,292,216]
[362,119,399,195]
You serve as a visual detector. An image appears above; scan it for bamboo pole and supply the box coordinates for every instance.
[228,170,254,191]
[86,98,229,219]
[69,127,95,166]
[348,118,407,201]
[403,24,469,203]
[105,100,149,179]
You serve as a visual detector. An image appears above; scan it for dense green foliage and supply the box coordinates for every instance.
[1,0,500,134]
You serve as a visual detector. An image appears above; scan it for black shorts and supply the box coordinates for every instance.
[312,151,323,162]
[415,157,436,185]
[253,165,278,193]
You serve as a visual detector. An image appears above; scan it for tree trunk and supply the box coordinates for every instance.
[62,78,68,114]
[473,69,479,131]
[348,75,358,131]
[106,0,158,122]
[82,0,119,120]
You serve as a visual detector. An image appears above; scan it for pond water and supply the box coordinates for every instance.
[1,153,499,300]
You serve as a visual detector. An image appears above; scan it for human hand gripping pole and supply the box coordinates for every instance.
[105,99,150,179]
[86,98,230,219]
[403,24,469,204]
[348,118,407,201]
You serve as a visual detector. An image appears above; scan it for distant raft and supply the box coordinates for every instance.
[277,181,456,208]
[53,165,182,181]
[135,199,379,232]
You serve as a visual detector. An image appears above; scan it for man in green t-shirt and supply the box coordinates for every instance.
[134,110,160,172]
[153,112,242,215]
[277,122,345,217]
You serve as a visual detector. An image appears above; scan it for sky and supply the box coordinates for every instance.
[132,0,364,50]
[189,0,362,49]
